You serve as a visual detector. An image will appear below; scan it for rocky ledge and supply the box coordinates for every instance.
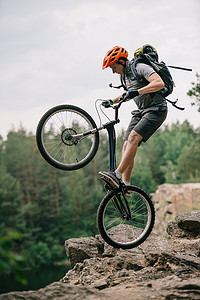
[1,211,200,300]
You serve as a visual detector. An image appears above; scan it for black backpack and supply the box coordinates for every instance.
[128,53,174,98]
[109,50,192,110]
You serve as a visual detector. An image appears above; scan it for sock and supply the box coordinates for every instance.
[123,181,130,185]
[114,170,121,179]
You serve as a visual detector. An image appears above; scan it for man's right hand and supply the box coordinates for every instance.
[125,90,139,99]
[102,100,114,108]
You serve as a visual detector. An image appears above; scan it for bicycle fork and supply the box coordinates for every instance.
[105,183,132,220]
[116,187,131,220]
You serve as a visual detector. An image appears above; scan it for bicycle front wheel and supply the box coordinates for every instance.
[36,105,99,170]
[97,185,155,249]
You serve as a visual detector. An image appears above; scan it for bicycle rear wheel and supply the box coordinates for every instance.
[97,185,155,249]
[36,105,99,170]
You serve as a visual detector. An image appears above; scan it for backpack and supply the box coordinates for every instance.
[129,53,175,98]
[109,47,192,110]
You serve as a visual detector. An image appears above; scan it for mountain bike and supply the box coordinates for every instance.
[36,99,155,249]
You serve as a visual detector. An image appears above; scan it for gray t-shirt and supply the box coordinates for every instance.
[123,61,167,110]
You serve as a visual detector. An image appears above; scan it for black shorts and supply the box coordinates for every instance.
[124,106,168,143]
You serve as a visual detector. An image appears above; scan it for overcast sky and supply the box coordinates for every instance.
[0,0,200,139]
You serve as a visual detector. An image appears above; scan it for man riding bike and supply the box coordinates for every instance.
[99,45,167,188]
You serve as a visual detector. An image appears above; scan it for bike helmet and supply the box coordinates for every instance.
[134,44,158,61]
[102,46,128,70]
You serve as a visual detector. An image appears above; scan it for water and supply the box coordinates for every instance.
[0,264,71,294]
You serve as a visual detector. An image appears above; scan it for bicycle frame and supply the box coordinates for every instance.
[72,99,124,171]
[70,100,132,216]
[99,101,133,219]
[102,119,118,171]
[75,100,132,219]
[72,100,124,172]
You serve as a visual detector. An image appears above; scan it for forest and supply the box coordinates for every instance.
[0,120,200,281]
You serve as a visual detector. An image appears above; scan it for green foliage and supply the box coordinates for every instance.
[187,73,200,112]
[0,230,27,284]
[176,140,200,182]
[132,146,157,193]
[0,122,199,276]
[27,242,52,267]
[154,121,197,183]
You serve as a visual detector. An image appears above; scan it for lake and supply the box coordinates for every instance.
[0,264,71,294]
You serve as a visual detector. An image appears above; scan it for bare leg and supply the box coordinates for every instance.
[117,130,143,182]
[119,141,133,183]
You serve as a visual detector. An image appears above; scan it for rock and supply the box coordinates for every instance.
[0,282,105,300]
[65,237,104,267]
[176,211,200,235]
[95,234,118,257]
[92,279,108,290]
[167,220,191,238]
[2,226,200,300]
[170,237,200,255]
[3,276,200,300]
[61,224,200,291]
[104,276,200,300]
[153,183,200,236]
[62,249,146,287]
[138,230,173,253]
[64,227,172,275]
[167,211,200,238]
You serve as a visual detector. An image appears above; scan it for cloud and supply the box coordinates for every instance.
[0,0,200,139]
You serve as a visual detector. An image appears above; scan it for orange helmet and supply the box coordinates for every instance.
[102,46,128,70]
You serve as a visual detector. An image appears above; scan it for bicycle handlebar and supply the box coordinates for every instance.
[112,96,127,121]
[99,95,127,123]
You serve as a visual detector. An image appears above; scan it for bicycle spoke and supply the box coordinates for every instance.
[42,110,95,164]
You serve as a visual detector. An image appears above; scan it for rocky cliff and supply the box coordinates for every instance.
[1,184,200,300]
[153,183,200,235]
[1,210,200,300]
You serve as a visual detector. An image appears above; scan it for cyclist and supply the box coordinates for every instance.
[99,45,168,188]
